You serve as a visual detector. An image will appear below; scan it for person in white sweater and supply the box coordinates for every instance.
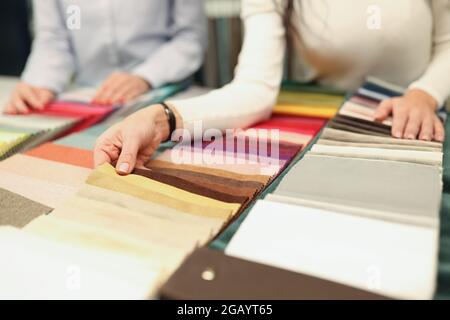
[94,0,450,175]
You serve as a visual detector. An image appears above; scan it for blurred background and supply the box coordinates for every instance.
[0,0,302,90]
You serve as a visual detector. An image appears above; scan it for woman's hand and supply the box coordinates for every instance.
[3,83,54,114]
[92,72,151,105]
[375,89,444,142]
[94,105,177,174]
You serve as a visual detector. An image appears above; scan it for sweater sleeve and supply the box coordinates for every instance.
[408,0,450,107]
[169,0,286,134]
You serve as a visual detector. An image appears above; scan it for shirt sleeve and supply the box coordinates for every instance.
[21,0,75,93]
[132,0,208,88]
[408,0,450,107]
[168,0,286,134]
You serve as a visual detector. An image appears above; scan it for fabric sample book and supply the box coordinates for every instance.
[226,200,438,300]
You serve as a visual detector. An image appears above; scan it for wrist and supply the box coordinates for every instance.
[148,103,182,142]
[407,89,438,110]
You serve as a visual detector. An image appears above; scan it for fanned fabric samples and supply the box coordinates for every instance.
[0,85,331,299]
[204,78,444,300]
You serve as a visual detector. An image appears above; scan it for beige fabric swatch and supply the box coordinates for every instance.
[316,139,442,152]
[52,195,216,250]
[310,144,443,166]
[78,184,225,234]
[0,169,78,208]
[0,227,162,299]
[0,154,91,187]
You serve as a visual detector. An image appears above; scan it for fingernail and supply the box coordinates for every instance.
[118,163,129,174]
[421,136,430,141]
[407,135,415,140]
[394,132,402,138]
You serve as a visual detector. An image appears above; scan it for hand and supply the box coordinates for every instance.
[375,89,444,142]
[94,104,180,174]
[92,72,151,105]
[3,83,54,114]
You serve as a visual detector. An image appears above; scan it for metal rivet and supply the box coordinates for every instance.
[201,268,215,281]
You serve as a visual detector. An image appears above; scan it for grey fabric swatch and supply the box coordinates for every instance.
[0,188,52,228]
[273,154,442,225]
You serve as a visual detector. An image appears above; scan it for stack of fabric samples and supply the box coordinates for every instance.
[223,79,444,300]
[0,87,330,299]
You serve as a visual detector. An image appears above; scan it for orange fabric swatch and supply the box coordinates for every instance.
[25,143,94,169]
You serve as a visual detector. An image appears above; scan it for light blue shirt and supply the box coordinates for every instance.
[22,0,207,92]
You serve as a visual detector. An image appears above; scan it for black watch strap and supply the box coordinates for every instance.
[161,102,176,142]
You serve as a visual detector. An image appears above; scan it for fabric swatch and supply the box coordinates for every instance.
[78,184,225,234]
[86,164,239,219]
[316,139,442,152]
[309,144,443,166]
[25,143,94,169]
[226,200,438,299]
[273,154,442,227]
[52,195,214,251]
[0,154,91,188]
[160,247,387,300]
[0,188,52,228]
[133,168,248,204]
[321,128,443,149]
[0,169,78,208]
[0,227,161,300]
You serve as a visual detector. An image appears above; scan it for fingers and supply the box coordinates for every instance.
[116,137,140,175]
[37,89,55,106]
[433,117,445,142]
[418,116,434,141]
[374,99,393,121]
[391,100,408,139]
[93,73,129,105]
[20,85,45,110]
[93,73,150,105]
[403,110,422,140]
[10,93,30,114]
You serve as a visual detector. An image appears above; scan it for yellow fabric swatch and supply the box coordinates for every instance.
[273,104,339,118]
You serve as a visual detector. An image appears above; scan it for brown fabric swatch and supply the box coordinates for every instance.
[328,121,390,137]
[146,160,271,185]
[0,188,52,228]
[160,247,388,300]
[133,168,249,204]
[146,166,265,192]
[331,115,392,136]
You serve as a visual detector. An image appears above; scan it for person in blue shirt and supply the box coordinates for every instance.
[4,0,207,113]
